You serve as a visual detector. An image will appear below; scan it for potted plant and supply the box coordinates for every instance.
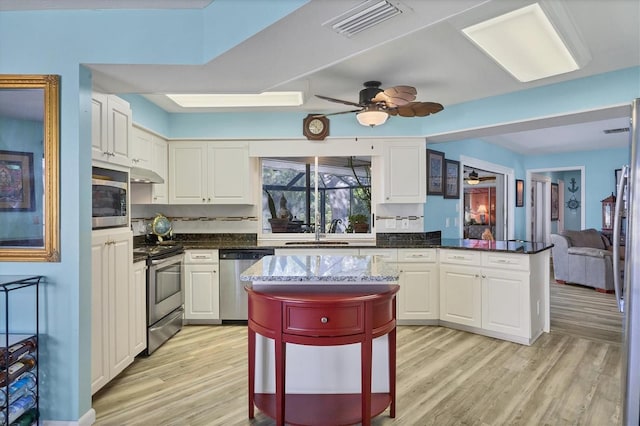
[264,189,289,233]
[347,213,369,233]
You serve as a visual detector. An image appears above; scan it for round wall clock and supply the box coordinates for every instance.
[303,114,329,141]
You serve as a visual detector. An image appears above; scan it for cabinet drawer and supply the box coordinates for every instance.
[397,249,436,263]
[284,303,363,337]
[359,248,398,262]
[482,252,529,271]
[439,249,481,266]
[185,250,219,263]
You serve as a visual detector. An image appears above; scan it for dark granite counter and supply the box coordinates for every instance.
[133,232,552,254]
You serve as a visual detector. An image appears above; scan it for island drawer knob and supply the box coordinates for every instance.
[320,317,329,324]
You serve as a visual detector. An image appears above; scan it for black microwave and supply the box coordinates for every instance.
[92,168,128,229]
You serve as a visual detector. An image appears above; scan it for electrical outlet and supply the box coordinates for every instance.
[445,217,450,228]
[386,219,396,229]
[401,218,409,229]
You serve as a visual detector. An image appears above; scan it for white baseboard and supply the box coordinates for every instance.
[42,408,96,426]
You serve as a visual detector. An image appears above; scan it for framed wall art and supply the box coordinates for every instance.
[0,150,35,211]
[551,182,559,221]
[426,149,445,196]
[444,159,460,199]
[515,179,524,207]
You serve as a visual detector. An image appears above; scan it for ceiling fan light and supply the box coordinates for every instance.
[466,170,480,185]
[356,108,388,127]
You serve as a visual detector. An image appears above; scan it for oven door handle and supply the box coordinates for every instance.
[150,253,184,268]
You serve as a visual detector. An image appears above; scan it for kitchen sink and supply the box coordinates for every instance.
[284,241,350,246]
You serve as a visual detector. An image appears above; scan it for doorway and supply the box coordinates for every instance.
[459,156,514,240]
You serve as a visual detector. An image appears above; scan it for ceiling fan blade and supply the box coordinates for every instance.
[388,101,444,117]
[372,85,417,107]
[315,94,361,107]
[313,109,362,118]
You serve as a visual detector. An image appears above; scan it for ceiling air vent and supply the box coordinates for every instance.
[603,127,630,134]
[325,0,403,38]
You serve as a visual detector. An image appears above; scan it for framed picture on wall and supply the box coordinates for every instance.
[444,159,460,199]
[426,149,445,195]
[551,182,559,221]
[515,179,524,207]
[0,150,35,211]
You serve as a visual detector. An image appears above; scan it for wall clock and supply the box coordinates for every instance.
[303,114,329,141]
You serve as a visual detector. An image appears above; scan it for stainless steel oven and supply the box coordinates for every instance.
[144,246,184,354]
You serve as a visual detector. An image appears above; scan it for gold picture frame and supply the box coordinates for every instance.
[0,75,60,262]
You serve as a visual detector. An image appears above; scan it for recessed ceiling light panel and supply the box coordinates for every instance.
[462,3,584,82]
[166,91,303,108]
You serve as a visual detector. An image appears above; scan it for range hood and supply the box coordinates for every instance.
[129,167,164,184]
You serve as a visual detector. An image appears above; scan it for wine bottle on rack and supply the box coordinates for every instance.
[0,337,36,368]
[0,371,37,407]
[11,407,37,426]
[0,355,36,388]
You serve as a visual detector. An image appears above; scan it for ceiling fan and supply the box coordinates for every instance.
[465,169,496,185]
[314,81,444,127]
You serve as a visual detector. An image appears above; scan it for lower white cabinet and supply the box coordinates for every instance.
[184,250,220,323]
[481,265,530,337]
[439,264,482,328]
[131,261,147,356]
[397,249,439,321]
[91,228,133,395]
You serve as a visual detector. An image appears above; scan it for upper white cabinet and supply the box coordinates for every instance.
[92,93,132,167]
[151,137,168,203]
[382,140,426,203]
[130,126,153,169]
[168,141,251,204]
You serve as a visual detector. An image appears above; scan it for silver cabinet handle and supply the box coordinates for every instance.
[320,317,328,324]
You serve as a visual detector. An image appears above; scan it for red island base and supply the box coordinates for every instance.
[246,283,400,426]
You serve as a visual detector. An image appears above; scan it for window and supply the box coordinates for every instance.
[261,156,371,234]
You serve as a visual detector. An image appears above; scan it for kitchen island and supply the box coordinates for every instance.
[241,254,400,426]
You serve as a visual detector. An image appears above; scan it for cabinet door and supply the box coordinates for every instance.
[91,93,108,161]
[481,269,530,338]
[109,231,133,378]
[130,261,147,357]
[207,143,251,204]
[106,95,132,167]
[131,126,153,169]
[439,264,481,327]
[91,234,110,394]
[397,262,439,320]
[151,137,168,204]
[184,263,220,320]
[383,141,426,203]
[169,142,208,204]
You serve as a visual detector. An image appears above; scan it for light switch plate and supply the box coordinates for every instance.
[401,219,409,229]
[445,217,450,227]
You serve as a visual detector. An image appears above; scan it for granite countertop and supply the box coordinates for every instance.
[133,232,552,255]
[240,255,399,283]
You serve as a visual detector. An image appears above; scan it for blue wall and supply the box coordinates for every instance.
[0,1,638,421]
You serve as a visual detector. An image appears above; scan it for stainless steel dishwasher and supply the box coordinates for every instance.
[219,248,275,321]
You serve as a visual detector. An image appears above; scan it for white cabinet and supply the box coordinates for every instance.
[480,252,530,338]
[151,137,168,203]
[382,140,426,203]
[168,141,251,205]
[91,228,133,394]
[439,264,482,328]
[439,249,538,343]
[397,249,439,322]
[92,93,132,167]
[131,261,147,357]
[184,250,220,323]
[130,126,153,169]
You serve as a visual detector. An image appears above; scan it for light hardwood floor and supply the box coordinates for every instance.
[92,282,623,426]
